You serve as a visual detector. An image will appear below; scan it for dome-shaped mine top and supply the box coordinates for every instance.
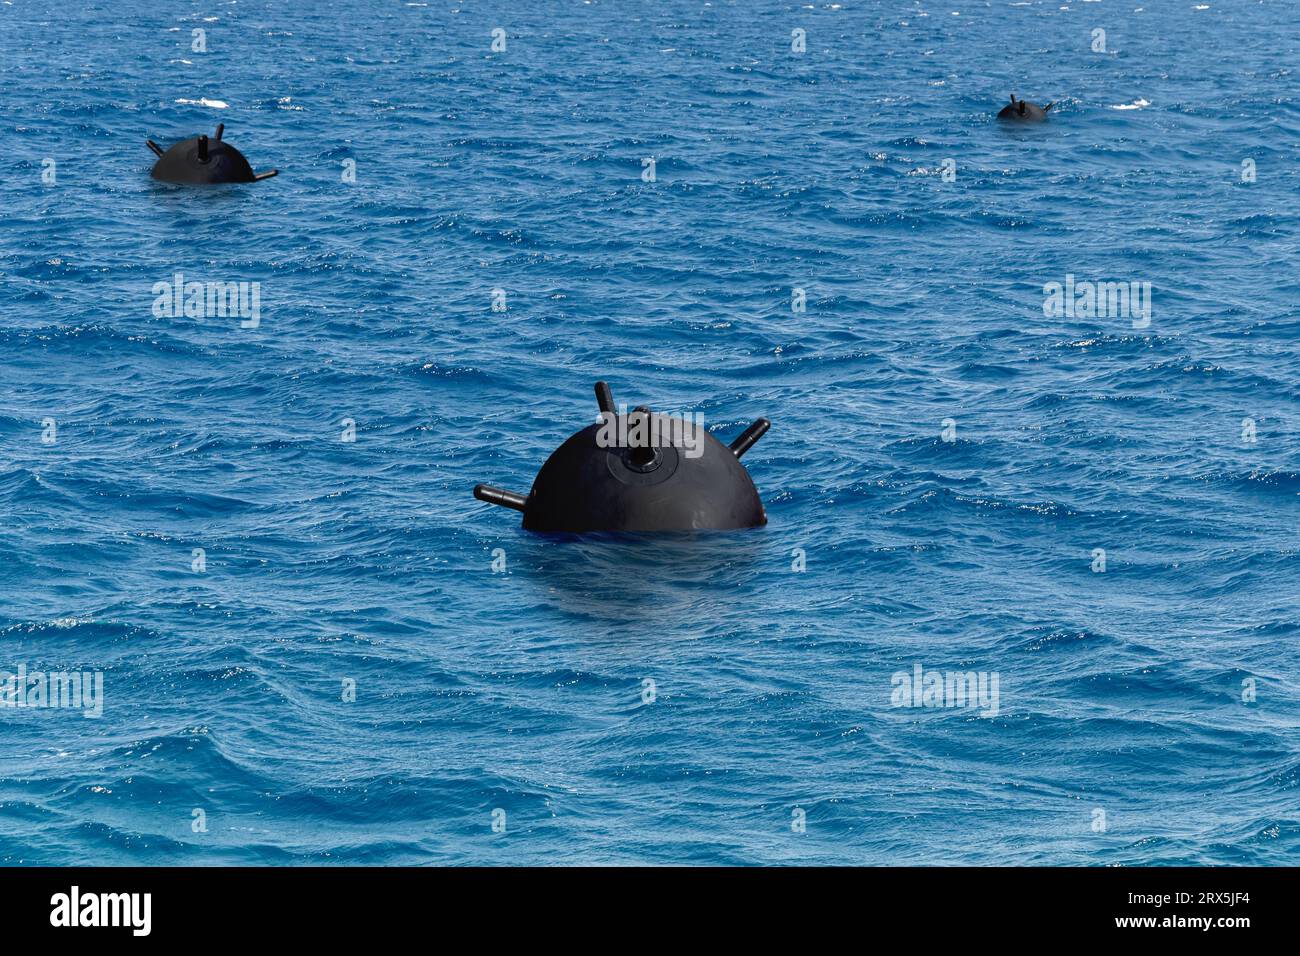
[475,381,770,533]
[147,124,278,184]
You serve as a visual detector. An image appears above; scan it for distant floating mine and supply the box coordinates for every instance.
[997,94,1054,122]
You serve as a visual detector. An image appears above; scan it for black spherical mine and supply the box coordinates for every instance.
[474,380,771,533]
[146,124,278,184]
[997,94,1054,122]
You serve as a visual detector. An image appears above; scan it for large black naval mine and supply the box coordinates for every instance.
[474,380,770,533]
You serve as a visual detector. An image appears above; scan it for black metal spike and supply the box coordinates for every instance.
[595,381,615,416]
[729,418,770,459]
[474,484,528,512]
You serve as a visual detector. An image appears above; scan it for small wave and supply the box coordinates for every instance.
[174,97,228,109]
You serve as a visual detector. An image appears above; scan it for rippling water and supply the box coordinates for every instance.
[1,0,1297,865]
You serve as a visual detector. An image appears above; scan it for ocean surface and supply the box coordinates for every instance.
[1,0,1298,866]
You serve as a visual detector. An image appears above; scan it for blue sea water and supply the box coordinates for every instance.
[1,0,1298,866]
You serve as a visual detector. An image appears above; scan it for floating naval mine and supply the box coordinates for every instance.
[146,124,278,184]
[997,94,1054,122]
[474,380,771,532]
